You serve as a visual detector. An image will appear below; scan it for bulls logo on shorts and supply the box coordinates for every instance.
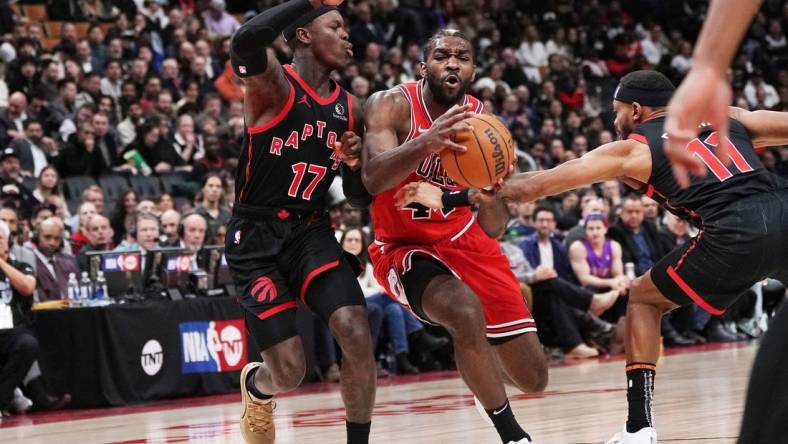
[387,268,407,305]
[251,276,277,303]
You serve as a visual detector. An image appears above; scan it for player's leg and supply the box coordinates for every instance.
[305,258,376,443]
[493,333,548,393]
[621,271,677,432]
[406,256,532,443]
[225,217,304,444]
[245,311,306,394]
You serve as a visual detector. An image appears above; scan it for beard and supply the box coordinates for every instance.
[616,121,633,140]
[425,71,472,106]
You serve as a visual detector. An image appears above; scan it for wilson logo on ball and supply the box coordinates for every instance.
[484,127,506,176]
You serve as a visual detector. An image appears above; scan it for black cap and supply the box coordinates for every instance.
[0,147,19,161]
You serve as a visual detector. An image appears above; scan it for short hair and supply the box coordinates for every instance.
[134,211,161,231]
[533,205,557,220]
[23,118,42,129]
[423,29,473,61]
[622,193,643,204]
[81,185,103,201]
[619,70,675,93]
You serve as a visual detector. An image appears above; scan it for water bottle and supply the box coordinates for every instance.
[80,271,93,300]
[95,271,108,300]
[67,273,79,301]
[625,262,636,281]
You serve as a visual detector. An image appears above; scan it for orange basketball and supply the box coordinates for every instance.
[440,114,515,189]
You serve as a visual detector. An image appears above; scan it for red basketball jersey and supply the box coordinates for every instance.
[370,80,485,244]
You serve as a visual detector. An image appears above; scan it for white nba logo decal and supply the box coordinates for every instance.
[234,230,241,244]
[239,66,247,74]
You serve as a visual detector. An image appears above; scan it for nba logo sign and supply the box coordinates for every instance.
[103,253,141,272]
[166,255,192,272]
[180,320,247,374]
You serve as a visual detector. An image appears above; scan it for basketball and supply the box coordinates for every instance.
[440,114,515,189]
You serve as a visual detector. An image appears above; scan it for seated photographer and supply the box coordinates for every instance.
[0,220,70,415]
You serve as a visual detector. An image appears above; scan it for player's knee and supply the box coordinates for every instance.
[439,300,486,340]
[330,307,373,349]
[269,355,306,390]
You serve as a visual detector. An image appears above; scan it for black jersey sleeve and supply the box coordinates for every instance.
[230,0,313,78]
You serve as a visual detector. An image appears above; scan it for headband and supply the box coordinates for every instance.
[283,6,338,41]
[584,212,608,227]
[613,84,674,107]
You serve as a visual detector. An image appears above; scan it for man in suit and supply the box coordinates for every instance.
[31,217,80,302]
[9,119,58,178]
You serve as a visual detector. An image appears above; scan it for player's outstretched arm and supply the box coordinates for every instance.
[664,0,763,188]
[728,107,788,148]
[498,140,650,203]
[361,91,472,195]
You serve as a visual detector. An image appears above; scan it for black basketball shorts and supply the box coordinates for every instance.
[225,205,365,351]
[651,189,788,315]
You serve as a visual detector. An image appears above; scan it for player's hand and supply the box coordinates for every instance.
[420,103,474,154]
[394,181,443,209]
[334,131,361,170]
[309,0,344,6]
[664,66,732,188]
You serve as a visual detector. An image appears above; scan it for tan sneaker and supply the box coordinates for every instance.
[240,362,276,443]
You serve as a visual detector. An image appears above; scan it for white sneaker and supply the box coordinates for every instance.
[10,388,32,414]
[606,426,657,444]
[506,438,533,443]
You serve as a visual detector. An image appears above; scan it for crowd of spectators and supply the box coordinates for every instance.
[0,0,788,410]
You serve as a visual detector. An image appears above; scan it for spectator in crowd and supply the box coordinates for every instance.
[3,206,37,272]
[520,207,575,283]
[180,212,209,253]
[115,212,161,254]
[201,0,239,39]
[32,217,79,302]
[0,91,28,147]
[9,119,58,178]
[569,213,626,293]
[193,174,230,230]
[76,214,115,272]
[159,209,182,247]
[110,190,138,246]
[69,202,98,255]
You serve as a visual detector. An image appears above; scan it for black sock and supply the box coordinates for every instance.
[625,363,656,433]
[346,421,371,444]
[245,367,272,400]
[485,400,529,443]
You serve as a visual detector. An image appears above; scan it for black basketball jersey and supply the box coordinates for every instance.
[235,64,353,212]
[631,116,787,222]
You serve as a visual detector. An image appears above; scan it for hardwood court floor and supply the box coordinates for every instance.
[0,342,755,443]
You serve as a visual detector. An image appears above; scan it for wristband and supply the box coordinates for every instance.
[441,189,471,208]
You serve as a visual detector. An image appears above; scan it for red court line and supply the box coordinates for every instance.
[0,342,751,429]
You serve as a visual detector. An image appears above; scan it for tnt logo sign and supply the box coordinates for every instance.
[103,253,141,272]
[166,254,192,272]
[180,320,247,374]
